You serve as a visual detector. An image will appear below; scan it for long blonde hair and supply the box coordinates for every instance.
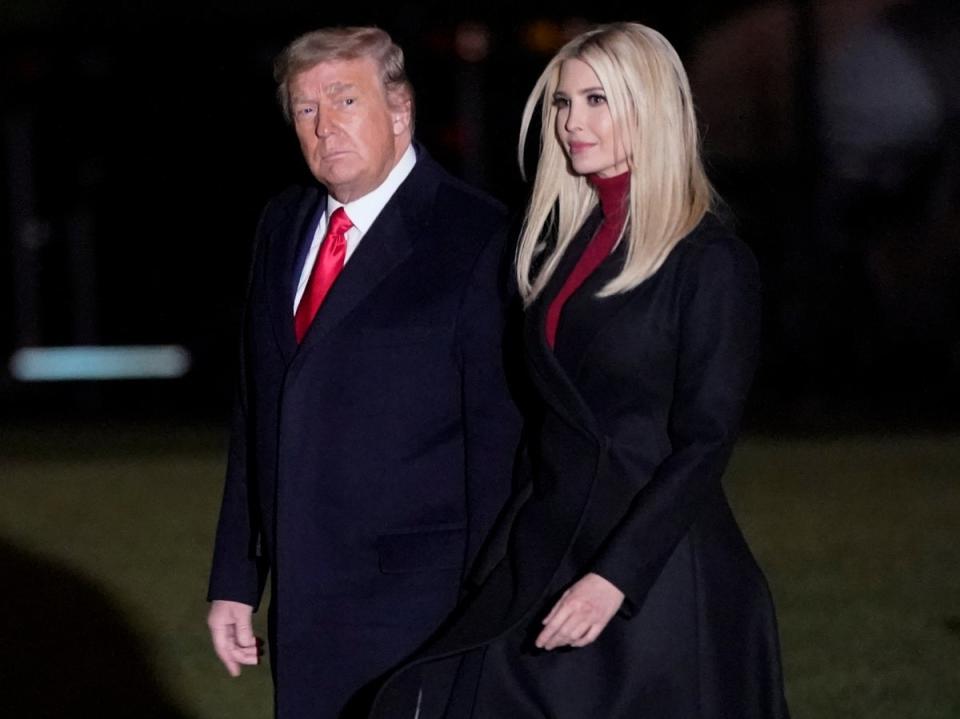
[516,22,713,303]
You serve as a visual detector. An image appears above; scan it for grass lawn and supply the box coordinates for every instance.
[1,423,958,718]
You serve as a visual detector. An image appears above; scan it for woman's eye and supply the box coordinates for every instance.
[587,94,607,106]
[552,96,570,108]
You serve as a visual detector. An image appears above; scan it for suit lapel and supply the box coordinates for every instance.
[295,154,438,352]
[265,187,322,364]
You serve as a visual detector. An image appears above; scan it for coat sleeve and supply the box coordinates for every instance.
[206,209,271,609]
[589,235,762,613]
[455,222,524,576]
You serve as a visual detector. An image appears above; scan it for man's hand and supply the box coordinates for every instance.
[535,573,625,651]
[207,600,261,676]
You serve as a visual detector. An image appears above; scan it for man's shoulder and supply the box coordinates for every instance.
[435,170,506,218]
[413,152,506,222]
[259,184,321,232]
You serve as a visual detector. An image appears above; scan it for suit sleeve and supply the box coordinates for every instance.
[456,222,524,576]
[206,211,271,609]
[590,236,762,613]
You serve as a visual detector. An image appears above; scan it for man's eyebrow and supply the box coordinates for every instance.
[291,81,357,104]
[324,82,356,95]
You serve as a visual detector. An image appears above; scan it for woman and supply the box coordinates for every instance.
[370,22,789,718]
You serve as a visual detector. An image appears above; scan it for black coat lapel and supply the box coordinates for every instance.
[265,187,322,364]
[524,208,605,439]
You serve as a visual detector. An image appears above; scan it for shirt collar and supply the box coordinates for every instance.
[326,143,417,234]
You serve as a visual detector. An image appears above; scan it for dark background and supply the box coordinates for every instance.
[3,0,959,432]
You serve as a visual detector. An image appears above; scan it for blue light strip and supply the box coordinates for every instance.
[9,345,192,381]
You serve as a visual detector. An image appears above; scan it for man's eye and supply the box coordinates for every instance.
[295,106,315,117]
[342,97,356,107]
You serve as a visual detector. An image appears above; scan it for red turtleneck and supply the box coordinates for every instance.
[545,171,630,349]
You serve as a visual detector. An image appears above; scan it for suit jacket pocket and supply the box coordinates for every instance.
[376,524,466,574]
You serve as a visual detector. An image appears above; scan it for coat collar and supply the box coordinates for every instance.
[264,187,320,363]
[264,145,441,363]
[523,207,605,440]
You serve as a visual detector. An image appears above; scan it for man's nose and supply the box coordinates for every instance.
[313,107,333,138]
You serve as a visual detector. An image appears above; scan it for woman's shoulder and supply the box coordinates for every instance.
[677,211,759,280]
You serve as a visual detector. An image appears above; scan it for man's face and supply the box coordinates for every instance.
[289,57,411,203]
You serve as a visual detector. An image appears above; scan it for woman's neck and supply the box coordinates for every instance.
[588,171,630,225]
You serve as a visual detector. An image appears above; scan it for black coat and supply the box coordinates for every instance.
[207,149,522,719]
[369,211,790,718]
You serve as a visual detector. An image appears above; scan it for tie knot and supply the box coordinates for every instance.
[327,207,353,237]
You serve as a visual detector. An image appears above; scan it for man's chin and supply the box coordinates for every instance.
[312,170,359,190]
[314,159,360,182]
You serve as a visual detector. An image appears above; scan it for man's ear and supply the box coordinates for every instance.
[390,95,412,137]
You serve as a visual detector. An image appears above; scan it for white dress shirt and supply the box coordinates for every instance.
[293,143,417,312]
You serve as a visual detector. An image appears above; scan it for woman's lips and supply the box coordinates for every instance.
[568,141,595,154]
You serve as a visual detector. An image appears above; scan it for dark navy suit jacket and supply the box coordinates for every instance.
[207,147,521,718]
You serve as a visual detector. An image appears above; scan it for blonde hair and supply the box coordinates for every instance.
[274,26,414,128]
[516,22,713,302]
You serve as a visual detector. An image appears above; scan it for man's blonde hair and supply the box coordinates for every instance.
[274,26,414,128]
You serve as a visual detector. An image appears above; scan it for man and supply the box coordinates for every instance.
[206,26,520,718]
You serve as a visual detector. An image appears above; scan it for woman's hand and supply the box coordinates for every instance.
[535,572,625,650]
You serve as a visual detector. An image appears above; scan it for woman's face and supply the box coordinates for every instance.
[553,58,629,178]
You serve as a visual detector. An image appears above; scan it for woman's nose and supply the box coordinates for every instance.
[564,104,583,132]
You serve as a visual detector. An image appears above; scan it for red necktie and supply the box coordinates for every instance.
[294,207,352,343]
